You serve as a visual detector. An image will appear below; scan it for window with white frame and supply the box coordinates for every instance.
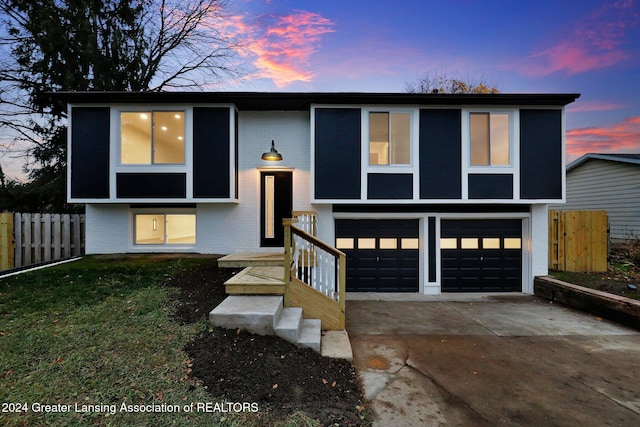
[469,112,511,166]
[134,213,196,245]
[369,111,411,165]
[120,111,185,164]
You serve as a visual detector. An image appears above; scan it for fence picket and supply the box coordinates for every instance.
[33,213,42,263]
[13,214,22,268]
[23,213,31,265]
[53,214,61,259]
[63,214,71,258]
[43,213,51,261]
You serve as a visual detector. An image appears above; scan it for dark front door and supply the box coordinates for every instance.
[441,219,522,292]
[335,219,419,292]
[261,171,292,247]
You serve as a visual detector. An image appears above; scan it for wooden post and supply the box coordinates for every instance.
[0,212,15,270]
[282,218,293,307]
[338,252,346,329]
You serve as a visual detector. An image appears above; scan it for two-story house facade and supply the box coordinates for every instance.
[62,91,579,295]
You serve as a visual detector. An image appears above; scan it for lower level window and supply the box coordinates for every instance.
[134,214,196,245]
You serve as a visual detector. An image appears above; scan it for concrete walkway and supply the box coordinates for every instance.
[346,294,640,426]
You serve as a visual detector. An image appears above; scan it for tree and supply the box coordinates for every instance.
[405,71,500,94]
[0,0,239,212]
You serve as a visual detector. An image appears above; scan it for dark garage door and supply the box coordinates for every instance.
[441,219,522,292]
[335,219,419,292]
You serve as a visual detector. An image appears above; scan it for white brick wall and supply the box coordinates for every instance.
[85,204,130,254]
[530,203,549,280]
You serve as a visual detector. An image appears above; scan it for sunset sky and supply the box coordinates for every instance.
[222,0,640,163]
[1,0,639,180]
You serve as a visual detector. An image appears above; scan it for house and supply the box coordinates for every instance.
[553,153,640,241]
[61,91,579,295]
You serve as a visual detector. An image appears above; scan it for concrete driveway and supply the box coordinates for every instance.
[346,294,640,427]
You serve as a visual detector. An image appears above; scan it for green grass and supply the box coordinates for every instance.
[0,256,235,426]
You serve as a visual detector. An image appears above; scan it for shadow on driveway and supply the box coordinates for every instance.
[347,295,640,426]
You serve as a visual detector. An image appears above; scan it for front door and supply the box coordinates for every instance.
[260,171,293,247]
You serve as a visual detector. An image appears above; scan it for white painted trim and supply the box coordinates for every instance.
[66,103,73,202]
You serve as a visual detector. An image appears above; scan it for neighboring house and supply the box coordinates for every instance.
[552,153,640,241]
[61,91,579,294]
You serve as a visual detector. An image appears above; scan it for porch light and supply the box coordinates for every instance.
[261,140,283,161]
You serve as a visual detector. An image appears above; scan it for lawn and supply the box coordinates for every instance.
[0,255,367,426]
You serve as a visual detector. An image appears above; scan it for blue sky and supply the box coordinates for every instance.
[222,0,640,161]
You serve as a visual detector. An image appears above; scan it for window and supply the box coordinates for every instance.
[121,111,185,164]
[470,112,510,166]
[369,112,410,165]
[134,214,196,245]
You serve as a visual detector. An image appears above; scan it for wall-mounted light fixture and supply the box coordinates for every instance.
[261,140,283,161]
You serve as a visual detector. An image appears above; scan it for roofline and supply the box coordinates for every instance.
[567,153,640,171]
[53,91,580,110]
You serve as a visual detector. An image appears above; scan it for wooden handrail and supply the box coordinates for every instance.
[283,218,346,330]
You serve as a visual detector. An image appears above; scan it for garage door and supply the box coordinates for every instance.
[441,219,522,292]
[335,219,419,292]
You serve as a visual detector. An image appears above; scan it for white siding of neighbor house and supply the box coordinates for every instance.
[84,111,313,254]
[552,159,640,240]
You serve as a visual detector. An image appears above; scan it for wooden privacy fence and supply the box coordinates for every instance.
[0,212,85,271]
[549,210,608,272]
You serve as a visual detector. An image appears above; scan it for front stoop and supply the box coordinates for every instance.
[210,296,322,352]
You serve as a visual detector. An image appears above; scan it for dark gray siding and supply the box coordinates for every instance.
[520,109,562,199]
[419,109,461,199]
[367,174,413,199]
[468,174,513,199]
[116,173,186,198]
[70,107,110,198]
[193,107,230,198]
[314,108,361,199]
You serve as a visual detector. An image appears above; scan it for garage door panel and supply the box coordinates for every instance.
[441,219,522,292]
[336,219,419,292]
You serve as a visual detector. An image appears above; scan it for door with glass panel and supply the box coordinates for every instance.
[260,171,292,247]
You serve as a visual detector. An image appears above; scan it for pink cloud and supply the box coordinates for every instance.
[515,0,639,77]
[566,115,640,161]
[226,10,335,87]
[567,100,629,113]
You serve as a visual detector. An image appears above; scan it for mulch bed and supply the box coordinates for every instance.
[166,259,368,426]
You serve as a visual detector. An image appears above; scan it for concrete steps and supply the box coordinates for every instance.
[210,296,322,352]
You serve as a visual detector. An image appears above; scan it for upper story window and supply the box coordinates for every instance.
[120,111,185,164]
[470,112,510,166]
[369,112,411,165]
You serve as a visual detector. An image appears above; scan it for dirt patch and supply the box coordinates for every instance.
[167,258,368,426]
[167,259,239,324]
